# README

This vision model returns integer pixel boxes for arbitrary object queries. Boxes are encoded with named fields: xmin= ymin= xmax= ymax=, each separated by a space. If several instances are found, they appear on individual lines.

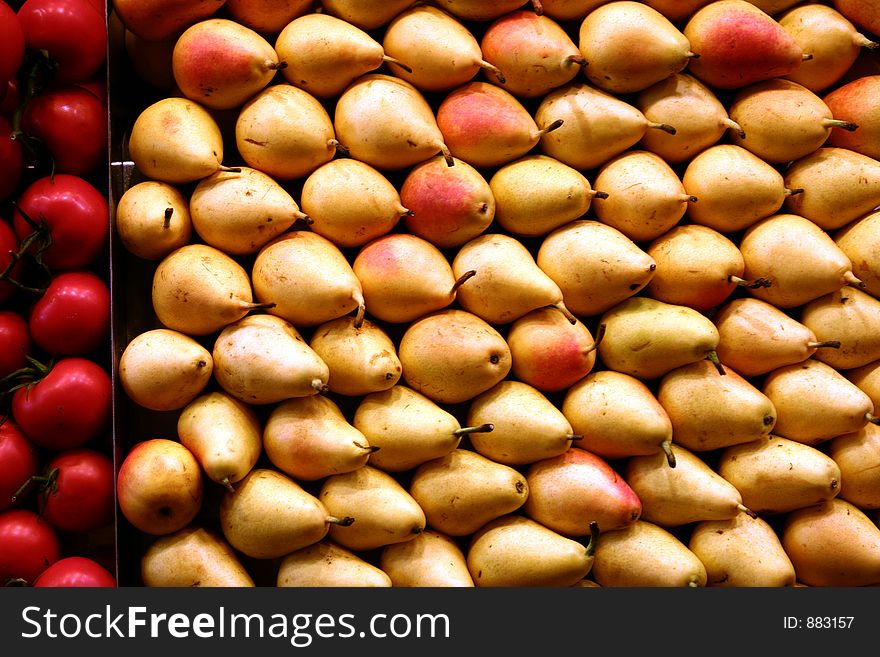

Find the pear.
xmin=835 ymin=210 xmax=880 ymax=297
xmin=524 ymin=447 xmax=642 ymax=536
xmin=211 ymin=313 xmax=330 ymax=405
xmin=141 ymin=526 xmax=255 ymax=588
xmin=781 ymin=498 xmax=880 ymax=586
xmin=845 ymin=359 xmax=880 ymax=409
xmin=713 ymin=296 xmax=841 ymax=377
xmin=590 ymin=520 xmax=707 ymax=587
xmin=263 ymin=395 xmax=374 ymax=482
xmin=408 ymin=448 xmax=529 ymax=537
xmin=319 ymin=465 xmax=426 ymax=552
xmin=399 ymin=155 xmax=495 ymax=249
xmin=119 ymin=328 xmax=213 ymax=412
xmin=738 ymin=213 xmax=862 ymax=308
xmin=151 ymin=243 xmax=271 ymax=337
xmin=635 ymin=73 xmax=745 ymax=165
xmin=171 ymin=18 xmax=285 ymax=110
xmin=219 ymin=468 xmax=352 ymax=560
xmin=657 ymin=360 xmax=777 ymax=453
xmin=188 ymin=166 xmax=308 ymax=256
xmin=397 ymin=309 xmax=512 ymax=405
xmin=727 ymin=78 xmax=859 ymax=164
xmin=642 ymin=0 xmax=713 ymax=22
xmin=433 ymin=0 xmax=534 ymax=22
xmin=223 ymin=0 xmax=313 ymax=35
xmin=747 ymin=0 xmax=802 ymax=12
xmin=300 ymin=159 xmax=409 ymax=249
xmin=275 ymin=13 xmax=409 ymax=99
xmin=683 ymin=0 xmax=808 ymax=90
xmin=436 ymin=80 xmax=562 ymax=170
xmin=235 ymin=83 xmax=337 ymax=181
xmin=251 ymin=230 xmax=366 ymax=328
xmin=783 ymin=147 xmax=880 ymax=231
xmin=452 ymin=233 xmax=577 ymax=326
xmin=507 ymin=306 xmax=598 ymax=393
xmin=277 ymin=540 xmax=391 ymax=587
xmin=800 ymin=287 xmax=880 ymax=370
xmin=467 ymin=380 xmax=578 ymax=467
xmin=334 ymin=73 xmax=452 ymax=172
xmin=112 ymin=0 xmax=226 ymax=41
xmin=382 ymin=5 xmax=504 ymax=93
xmin=319 ymin=0 xmax=417 ymax=30
xmin=762 ymin=359 xmax=878 ymax=445
xmin=624 ymin=444 xmax=755 ymax=527
xmin=535 ymin=82 xmax=676 ymax=171
xmin=779 ymin=3 xmax=879 ymax=93
xmin=578 ymin=1 xmax=696 ymax=94
xmin=490 ymin=155 xmax=606 ymax=238
xmin=597 ymin=296 xmax=721 ymax=381
xmin=541 ymin=0 xmax=610 ymax=20
xmin=380 ymin=530 xmax=475 ymax=587
xmin=176 ymin=391 xmax=263 ymax=491
xmin=536 ymin=220 xmax=657 ymax=318
xmin=352 ymin=385 xmax=492 ymax=473
xmin=591 ymin=150 xmax=697 ymax=243
xmin=681 ymin=144 xmax=799 ymax=233
xmin=828 ymin=423 xmax=880 ymax=509
xmin=824 ymin=76 xmax=880 ymax=160
xmin=128 ymin=96 xmax=231 ymax=185
xmin=717 ymin=435 xmax=842 ymax=515
xmin=466 ymin=515 xmax=599 ymax=587
xmin=688 ymin=514 xmax=797 ymax=587
xmin=114 ymin=180 xmax=192 ymax=261
xmin=562 ymin=370 xmax=675 ymax=464
xmin=833 ymin=0 xmax=880 ymax=36
xmin=123 ymin=29 xmax=177 ymax=91
xmin=309 ymin=316 xmax=402 ymax=397
xmin=480 ymin=10 xmax=585 ymax=98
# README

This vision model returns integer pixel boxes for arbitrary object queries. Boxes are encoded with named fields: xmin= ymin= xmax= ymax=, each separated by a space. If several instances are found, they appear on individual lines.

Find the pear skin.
xmin=277 ymin=541 xmax=392 ymax=587
xmin=408 ymin=448 xmax=529 ymax=537
xmin=824 ymin=75 xmax=880 ymax=160
xmin=262 ymin=395 xmax=374 ymax=482
xmin=846 ymin=358 xmax=880 ymax=409
xmin=433 ymin=0 xmax=531 ymax=22
xmin=717 ymin=435 xmax=842 ymax=514
xmin=141 ymin=526 xmax=255 ymax=588
xmin=380 ymin=530 xmax=475 ymax=587
xmin=835 ymin=210 xmax=880 ymax=297
xmin=828 ymin=423 xmax=880 ymax=509
xmin=114 ymin=180 xmax=193 ymax=261
xmin=800 ymin=287 xmax=880 ymax=371
xmin=224 ymin=0 xmax=313 ymax=35
xmin=832 ymin=0 xmax=880 ymax=39
xmin=688 ymin=514 xmax=797 ymax=587
xmin=113 ymin=0 xmax=226 ymax=41
xmin=319 ymin=0 xmax=417 ymax=30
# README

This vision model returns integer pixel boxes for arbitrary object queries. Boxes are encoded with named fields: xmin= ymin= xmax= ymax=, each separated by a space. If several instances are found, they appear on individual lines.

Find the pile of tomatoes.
xmin=0 ymin=0 xmax=116 ymax=587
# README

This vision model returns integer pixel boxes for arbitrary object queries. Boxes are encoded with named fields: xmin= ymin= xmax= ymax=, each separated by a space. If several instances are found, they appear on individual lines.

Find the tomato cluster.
xmin=0 ymin=0 xmax=115 ymax=588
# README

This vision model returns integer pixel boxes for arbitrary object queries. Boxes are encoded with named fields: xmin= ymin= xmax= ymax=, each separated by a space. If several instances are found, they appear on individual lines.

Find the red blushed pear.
xmin=113 ymin=0 xmax=227 ymax=42
xmin=824 ymin=76 xmax=880 ymax=160
xmin=832 ymin=0 xmax=880 ymax=38
xmin=524 ymin=447 xmax=642 ymax=537
xmin=223 ymin=0 xmax=313 ymax=35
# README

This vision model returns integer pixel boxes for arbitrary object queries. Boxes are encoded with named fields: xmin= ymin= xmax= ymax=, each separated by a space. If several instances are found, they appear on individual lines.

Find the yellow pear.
xmin=781 ymin=498 xmax=880 ymax=586
xmin=277 ymin=541 xmax=392 ymax=587
xmin=541 ymin=0 xmax=611 ymax=21
xmin=625 ymin=444 xmax=755 ymax=527
xmin=688 ymin=514 xmax=797 ymax=587
xmin=536 ymin=220 xmax=657 ymax=317
xmin=319 ymin=465 xmax=426 ymax=552
xmin=211 ymin=313 xmax=330 ymax=405
xmin=433 ymin=0 xmax=534 ymax=22
xmin=319 ymin=0 xmax=417 ymax=30
xmin=114 ymin=180 xmax=192 ymax=261
xmin=380 ymin=530 xmax=475 ymax=587
xmin=263 ymin=394 xmax=375 ymax=482
xmin=466 ymin=515 xmax=599 ymax=587
xmin=251 ymin=230 xmax=366 ymax=329
xmin=717 ymin=435 xmax=842 ymax=514
xmin=118 ymin=328 xmax=213 ymax=412
xmin=561 ymin=370 xmax=675 ymax=464
xmin=300 ymin=159 xmax=410 ymax=249
xmin=189 ymin=166 xmax=308 ymax=256
xmin=801 ymin=287 xmax=880 ymax=371
xmin=141 ymin=526 xmax=255 ymax=588
xmin=467 ymin=380 xmax=578 ymax=467
xmin=835 ymin=210 xmax=880 ymax=297
xmin=828 ymin=423 xmax=880 ymax=509
xmin=846 ymin=359 xmax=880 ymax=408
xmin=151 ymin=243 xmax=272 ymax=337
xmin=176 ymin=391 xmax=263 ymax=491
xmin=219 ymin=468 xmax=353 ymax=560
xmin=223 ymin=0 xmax=313 ymax=35
xmin=641 ymin=0 xmax=714 ymax=22
xmin=590 ymin=520 xmax=707 ymax=587
xmin=408 ymin=448 xmax=529 ymax=537
xmin=397 ymin=309 xmax=512 ymax=405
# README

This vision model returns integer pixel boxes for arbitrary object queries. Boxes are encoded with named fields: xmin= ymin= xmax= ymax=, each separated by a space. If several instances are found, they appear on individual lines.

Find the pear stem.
xmin=681 ymin=194 xmax=699 ymax=203
xmin=802 ymin=53 xmax=814 ymax=61
xmin=554 ymin=301 xmax=578 ymax=325
xmin=479 ymin=60 xmax=506 ymax=84
xmin=592 ymin=322 xmax=607 ymax=350
xmin=808 ymin=340 xmax=841 ymax=350
xmin=592 ymin=189 xmax=609 ymax=200
xmin=661 ymin=440 xmax=676 ymax=468
xmin=327 ymin=516 xmax=356 ymax=527
xmin=857 ymin=35 xmax=879 ymax=49
xmin=218 ymin=166 xmax=242 ymax=173
xmin=648 ymin=122 xmax=677 ymax=135
xmin=248 ymin=301 xmax=277 ymax=311
xmin=453 ymin=423 xmax=494 ymax=436
xmin=784 ymin=187 xmax=805 ymax=197
xmin=221 ymin=477 xmax=235 ymax=494
xmin=536 ymin=118 xmax=564 ymax=138
xmin=584 ymin=520 xmax=600 ymax=558
xmin=823 ymin=118 xmax=859 ymax=132
xmin=865 ymin=412 xmax=880 ymax=426
xmin=730 ymin=275 xmax=772 ymax=289
xmin=723 ymin=118 xmax=746 ymax=140
xmin=163 ymin=207 xmax=173 ymax=229
xmin=329 ymin=138 xmax=350 ymax=156
xmin=566 ymin=434 xmax=583 ymax=442
xmin=686 ymin=51 xmax=700 ymax=60
xmin=312 ymin=379 xmax=330 ymax=395
xmin=738 ymin=503 xmax=758 ymax=519
xmin=531 ymin=0 xmax=544 ymax=14
xmin=566 ymin=54 xmax=588 ymax=70
xmin=352 ymin=298 xmax=366 ymax=329
xmin=844 ymin=271 xmax=866 ymax=289
xmin=450 ymin=269 xmax=476 ymax=295
xmin=382 ymin=55 xmax=412 ymax=74
xmin=706 ymin=350 xmax=726 ymax=376
xmin=438 ymin=142 xmax=455 ymax=167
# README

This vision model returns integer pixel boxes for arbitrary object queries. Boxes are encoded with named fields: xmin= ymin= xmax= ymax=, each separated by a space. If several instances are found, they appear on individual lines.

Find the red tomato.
xmin=12 ymin=174 xmax=109 ymax=271
xmin=20 ymin=83 xmax=107 ymax=176
xmin=33 ymin=556 xmax=116 ymax=587
xmin=28 ymin=270 xmax=110 ymax=356
xmin=0 ymin=1 xmax=25 ymax=86
xmin=0 ymin=114 xmax=24 ymax=201
xmin=0 ymin=508 xmax=62 ymax=585
xmin=0 ymin=309 xmax=31 ymax=378
xmin=16 ymin=0 xmax=107 ymax=84
xmin=0 ymin=419 xmax=39 ymax=512
xmin=10 ymin=356 xmax=112 ymax=451
xmin=0 ymin=217 xmax=25 ymax=304
xmin=37 ymin=447 xmax=114 ymax=533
